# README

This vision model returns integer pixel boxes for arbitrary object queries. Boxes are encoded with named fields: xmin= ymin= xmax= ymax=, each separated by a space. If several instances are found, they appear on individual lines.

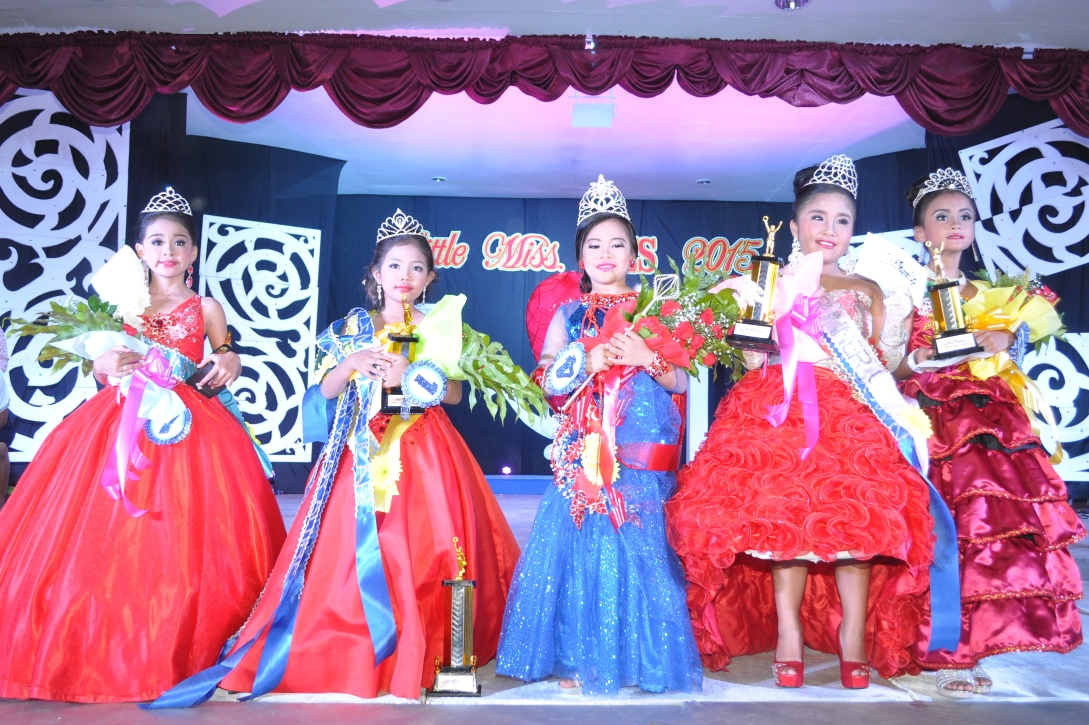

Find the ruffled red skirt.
xmin=0 ymin=386 xmax=286 ymax=703
xmin=901 ymin=368 xmax=1084 ymax=667
xmin=220 ymin=407 xmax=520 ymax=700
xmin=667 ymin=366 xmax=935 ymax=678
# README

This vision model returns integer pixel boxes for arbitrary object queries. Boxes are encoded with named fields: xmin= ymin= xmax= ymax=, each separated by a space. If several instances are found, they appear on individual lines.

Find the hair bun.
xmin=793 ymin=166 xmax=818 ymax=197
xmin=906 ymin=175 xmax=929 ymax=207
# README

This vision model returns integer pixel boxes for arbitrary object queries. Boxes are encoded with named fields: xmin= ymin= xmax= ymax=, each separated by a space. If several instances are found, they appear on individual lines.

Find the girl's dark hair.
xmin=906 ymin=176 xmax=979 ymax=228
xmin=791 ymin=165 xmax=856 ymax=221
xmin=135 ymin=211 xmax=197 ymax=246
xmin=364 ymin=233 xmax=439 ymax=309
xmin=574 ymin=213 xmax=638 ymax=293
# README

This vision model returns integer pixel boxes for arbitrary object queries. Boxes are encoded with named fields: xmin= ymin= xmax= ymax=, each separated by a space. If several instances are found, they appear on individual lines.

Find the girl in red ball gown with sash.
xmin=667 ymin=155 xmax=963 ymax=689
xmin=0 ymin=188 xmax=286 ymax=703
xmin=151 ymin=210 xmax=523 ymax=706
xmin=894 ymin=170 xmax=1084 ymax=697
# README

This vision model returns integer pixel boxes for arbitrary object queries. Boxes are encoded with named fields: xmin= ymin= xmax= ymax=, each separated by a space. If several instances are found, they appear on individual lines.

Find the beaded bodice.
xmin=135 ymin=295 xmax=205 ymax=363
xmin=823 ymin=287 xmax=873 ymax=340
xmin=564 ymin=292 xmax=639 ymax=341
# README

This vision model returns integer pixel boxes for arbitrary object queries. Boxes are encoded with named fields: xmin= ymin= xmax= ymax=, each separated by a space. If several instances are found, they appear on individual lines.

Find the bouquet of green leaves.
xmin=9 ymin=295 xmax=124 ymax=376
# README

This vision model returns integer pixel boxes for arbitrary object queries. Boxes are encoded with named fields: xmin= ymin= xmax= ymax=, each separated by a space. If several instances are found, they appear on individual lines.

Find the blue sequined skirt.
xmin=496 ymin=463 xmax=703 ymax=695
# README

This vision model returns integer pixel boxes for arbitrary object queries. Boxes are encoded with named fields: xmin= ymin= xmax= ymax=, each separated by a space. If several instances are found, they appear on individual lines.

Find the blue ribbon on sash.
xmin=818 ymin=314 xmax=961 ymax=653
xmin=145 ymin=311 xmax=397 ymax=708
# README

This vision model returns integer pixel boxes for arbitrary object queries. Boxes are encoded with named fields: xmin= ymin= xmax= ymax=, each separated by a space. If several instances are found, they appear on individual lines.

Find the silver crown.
xmin=376 ymin=209 xmax=428 ymax=243
xmin=804 ymin=154 xmax=858 ymax=199
xmin=142 ymin=186 xmax=192 ymax=215
xmin=913 ymin=167 xmax=975 ymax=208
xmin=577 ymin=174 xmax=630 ymax=226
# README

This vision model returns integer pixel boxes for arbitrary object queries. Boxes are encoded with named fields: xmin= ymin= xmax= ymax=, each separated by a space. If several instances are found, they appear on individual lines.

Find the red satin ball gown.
xmin=220 ymin=406 xmax=520 ymax=700
xmin=900 ymin=311 xmax=1084 ymax=668
xmin=666 ymin=288 xmax=936 ymax=679
xmin=0 ymin=295 xmax=286 ymax=703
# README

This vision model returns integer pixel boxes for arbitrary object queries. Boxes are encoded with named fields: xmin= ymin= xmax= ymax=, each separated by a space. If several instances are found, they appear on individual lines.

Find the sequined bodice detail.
xmin=823 ymin=287 xmax=873 ymax=340
xmin=140 ymin=295 xmax=205 ymax=362
xmin=565 ymin=292 xmax=638 ymax=340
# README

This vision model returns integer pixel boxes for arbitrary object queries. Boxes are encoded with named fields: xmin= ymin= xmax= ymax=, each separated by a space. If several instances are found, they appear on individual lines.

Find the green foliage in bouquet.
xmin=9 ymin=295 xmax=123 ymax=376
xmin=459 ymin=324 xmax=550 ymax=426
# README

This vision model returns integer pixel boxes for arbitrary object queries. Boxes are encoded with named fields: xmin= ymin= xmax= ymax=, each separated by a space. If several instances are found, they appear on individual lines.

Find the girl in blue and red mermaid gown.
xmin=894 ymin=170 xmax=1083 ymax=696
xmin=667 ymin=156 xmax=945 ymax=688
xmin=206 ymin=210 xmax=520 ymax=701
xmin=0 ymin=188 xmax=286 ymax=703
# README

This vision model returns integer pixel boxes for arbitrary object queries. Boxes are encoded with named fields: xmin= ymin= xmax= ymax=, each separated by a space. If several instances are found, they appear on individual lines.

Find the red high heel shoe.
xmin=773 ymin=660 xmax=804 ymax=688
xmin=836 ymin=625 xmax=871 ymax=689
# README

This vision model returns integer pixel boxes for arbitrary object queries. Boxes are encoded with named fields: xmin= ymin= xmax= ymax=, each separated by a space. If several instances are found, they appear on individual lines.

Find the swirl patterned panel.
xmin=959 ymin=119 xmax=1089 ymax=276
xmin=199 ymin=215 xmax=321 ymax=462
xmin=1022 ymin=334 xmax=1089 ymax=482
xmin=0 ymin=92 xmax=129 ymax=462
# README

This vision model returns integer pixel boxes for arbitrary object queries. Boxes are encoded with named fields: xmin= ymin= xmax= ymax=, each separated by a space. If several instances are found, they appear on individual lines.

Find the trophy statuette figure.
xmin=380 ymin=294 xmax=425 ymax=418
xmin=426 ymin=537 xmax=481 ymax=698
xmin=725 ymin=216 xmax=781 ymax=352
xmin=925 ymin=240 xmax=984 ymax=360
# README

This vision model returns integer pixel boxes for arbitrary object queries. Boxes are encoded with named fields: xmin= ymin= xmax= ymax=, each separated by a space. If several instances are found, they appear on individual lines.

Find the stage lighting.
xmin=501 ymin=466 xmax=512 ymax=475
xmin=775 ymin=0 xmax=809 ymax=9
xmin=585 ymin=34 xmax=595 ymax=52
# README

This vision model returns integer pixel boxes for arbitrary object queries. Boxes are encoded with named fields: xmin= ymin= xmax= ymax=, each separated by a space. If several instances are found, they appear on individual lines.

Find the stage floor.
xmin=1 ymin=494 xmax=1086 ymax=725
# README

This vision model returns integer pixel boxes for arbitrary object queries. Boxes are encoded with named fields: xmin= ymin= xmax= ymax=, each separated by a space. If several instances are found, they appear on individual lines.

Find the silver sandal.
xmin=970 ymin=663 xmax=992 ymax=694
xmin=934 ymin=669 xmax=974 ymax=699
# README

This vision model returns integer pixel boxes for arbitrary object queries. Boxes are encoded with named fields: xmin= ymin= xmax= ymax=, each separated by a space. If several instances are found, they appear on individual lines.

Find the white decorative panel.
xmin=1023 ymin=334 xmax=1089 ymax=482
xmin=958 ymin=119 xmax=1089 ymax=276
xmin=849 ymin=229 xmax=923 ymax=258
xmin=199 ymin=215 xmax=320 ymax=462
xmin=0 ymin=92 xmax=129 ymax=462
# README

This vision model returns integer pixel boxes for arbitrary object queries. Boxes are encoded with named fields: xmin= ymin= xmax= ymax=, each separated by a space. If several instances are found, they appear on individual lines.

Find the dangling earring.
xmin=186 ymin=264 xmax=194 ymax=289
xmin=377 ymin=285 xmax=384 ymax=309
xmin=971 ymin=241 xmax=980 ymax=262
xmin=788 ymin=237 xmax=804 ymax=267
xmin=629 ymin=259 xmax=636 ymax=271
xmin=141 ymin=259 xmax=150 ymax=288
xmin=579 ymin=260 xmax=585 ymax=271
xmin=422 ymin=286 xmax=427 ymax=305
xmin=838 ymin=253 xmax=857 ymax=275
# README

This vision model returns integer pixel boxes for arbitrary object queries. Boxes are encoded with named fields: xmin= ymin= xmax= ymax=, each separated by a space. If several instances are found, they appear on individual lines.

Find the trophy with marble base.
xmin=726 ymin=216 xmax=781 ymax=353
xmin=926 ymin=240 xmax=984 ymax=360
xmin=426 ymin=538 xmax=481 ymax=698
xmin=380 ymin=294 xmax=425 ymax=417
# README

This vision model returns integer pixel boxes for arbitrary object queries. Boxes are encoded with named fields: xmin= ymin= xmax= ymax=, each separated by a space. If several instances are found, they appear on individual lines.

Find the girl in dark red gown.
xmin=894 ymin=170 xmax=1084 ymax=697
xmin=667 ymin=156 xmax=950 ymax=689
xmin=0 ymin=189 xmax=286 ymax=703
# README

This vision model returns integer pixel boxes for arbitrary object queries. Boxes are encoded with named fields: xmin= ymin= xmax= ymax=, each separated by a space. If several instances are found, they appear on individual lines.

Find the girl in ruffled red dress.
xmin=894 ymin=170 xmax=1084 ymax=697
xmin=667 ymin=155 xmax=949 ymax=689
xmin=0 ymin=188 xmax=286 ymax=703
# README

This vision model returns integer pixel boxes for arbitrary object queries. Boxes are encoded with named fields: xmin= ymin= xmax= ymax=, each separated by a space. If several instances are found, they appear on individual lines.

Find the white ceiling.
xmin=1 ymin=0 xmax=1087 ymax=50
xmin=184 ymin=81 xmax=925 ymax=201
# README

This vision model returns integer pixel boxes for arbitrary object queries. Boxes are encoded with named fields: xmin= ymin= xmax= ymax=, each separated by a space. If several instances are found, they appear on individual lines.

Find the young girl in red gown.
xmin=0 ymin=188 xmax=286 ymax=703
xmin=667 ymin=156 xmax=951 ymax=689
xmin=894 ymin=170 xmax=1084 ymax=697
xmin=171 ymin=210 xmax=520 ymax=702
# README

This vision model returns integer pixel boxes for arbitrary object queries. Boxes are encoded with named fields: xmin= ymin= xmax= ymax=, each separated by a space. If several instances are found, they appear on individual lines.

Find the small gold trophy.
xmin=427 ymin=538 xmax=480 ymax=698
xmin=726 ymin=216 xmax=781 ymax=352
xmin=925 ymin=240 xmax=984 ymax=360
xmin=380 ymin=294 xmax=424 ymax=416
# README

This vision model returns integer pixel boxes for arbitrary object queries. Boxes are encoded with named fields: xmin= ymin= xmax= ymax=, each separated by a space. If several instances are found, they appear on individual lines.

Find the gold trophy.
xmin=726 ymin=216 xmax=781 ymax=352
xmin=925 ymin=240 xmax=984 ymax=360
xmin=426 ymin=538 xmax=480 ymax=698
xmin=380 ymin=294 xmax=424 ymax=416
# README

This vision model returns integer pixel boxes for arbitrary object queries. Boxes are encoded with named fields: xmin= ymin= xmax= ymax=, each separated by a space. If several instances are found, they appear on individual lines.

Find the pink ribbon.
xmin=765 ymin=253 xmax=828 ymax=460
xmin=100 ymin=348 xmax=176 ymax=517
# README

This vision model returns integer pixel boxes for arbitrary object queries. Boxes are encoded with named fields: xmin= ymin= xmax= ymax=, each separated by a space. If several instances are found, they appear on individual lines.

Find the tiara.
xmin=377 ymin=209 xmax=428 ymax=243
xmin=577 ymin=174 xmax=630 ymax=226
xmin=803 ymin=154 xmax=858 ymax=199
xmin=913 ymin=168 xmax=975 ymax=208
xmin=142 ymin=187 xmax=192 ymax=215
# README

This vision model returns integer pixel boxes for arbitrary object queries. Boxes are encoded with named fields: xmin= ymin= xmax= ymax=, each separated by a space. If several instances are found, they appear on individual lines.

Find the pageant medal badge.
xmin=545 ymin=342 xmax=588 ymax=396
xmin=726 ymin=216 xmax=781 ymax=352
xmin=925 ymin=240 xmax=984 ymax=360
xmin=399 ymin=360 xmax=447 ymax=420
xmin=380 ymin=294 xmax=424 ymax=416
xmin=426 ymin=537 xmax=481 ymax=698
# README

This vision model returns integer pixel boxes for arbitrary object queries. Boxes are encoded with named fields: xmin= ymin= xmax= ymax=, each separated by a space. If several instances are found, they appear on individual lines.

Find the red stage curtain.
xmin=0 ymin=32 xmax=1087 ymax=136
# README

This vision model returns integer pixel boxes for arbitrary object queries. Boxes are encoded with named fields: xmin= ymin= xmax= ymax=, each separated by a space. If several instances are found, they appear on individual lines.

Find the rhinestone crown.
xmin=913 ymin=167 xmax=975 ymax=208
xmin=577 ymin=174 xmax=630 ymax=226
xmin=804 ymin=154 xmax=858 ymax=199
xmin=377 ymin=208 xmax=428 ymax=243
xmin=142 ymin=186 xmax=192 ymax=216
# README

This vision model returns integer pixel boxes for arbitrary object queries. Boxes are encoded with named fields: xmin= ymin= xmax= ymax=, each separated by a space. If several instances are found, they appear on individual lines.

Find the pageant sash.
xmin=146 ymin=311 xmax=397 ymax=708
xmin=815 ymin=294 xmax=962 ymax=653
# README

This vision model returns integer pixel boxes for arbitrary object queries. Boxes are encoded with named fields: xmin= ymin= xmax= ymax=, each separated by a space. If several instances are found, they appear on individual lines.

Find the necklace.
xmin=579 ymin=291 xmax=637 ymax=337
